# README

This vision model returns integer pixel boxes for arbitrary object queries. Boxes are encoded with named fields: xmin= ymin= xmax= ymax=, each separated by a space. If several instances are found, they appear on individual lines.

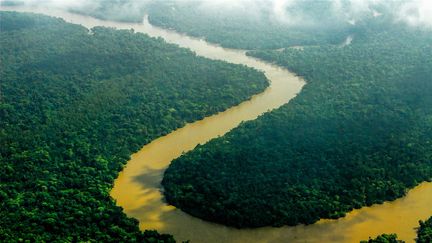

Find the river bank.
xmin=2 ymin=5 xmax=431 ymax=242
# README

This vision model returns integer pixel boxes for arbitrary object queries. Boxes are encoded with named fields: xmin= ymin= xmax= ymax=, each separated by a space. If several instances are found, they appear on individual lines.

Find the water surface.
xmin=2 ymin=6 xmax=431 ymax=243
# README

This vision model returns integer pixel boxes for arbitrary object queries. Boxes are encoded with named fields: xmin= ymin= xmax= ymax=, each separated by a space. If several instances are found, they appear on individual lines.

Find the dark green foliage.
xmin=417 ymin=217 xmax=432 ymax=243
xmin=364 ymin=217 xmax=432 ymax=243
xmin=0 ymin=11 xmax=267 ymax=241
xmin=360 ymin=234 xmax=404 ymax=243
xmin=2 ymin=1 xmax=406 ymax=50
xmin=162 ymin=26 xmax=432 ymax=227
xmin=146 ymin=1 xmax=352 ymax=49
xmin=145 ymin=1 xmax=406 ymax=49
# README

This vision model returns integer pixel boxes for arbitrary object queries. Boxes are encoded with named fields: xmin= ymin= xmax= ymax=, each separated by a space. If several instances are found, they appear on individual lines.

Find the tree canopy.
xmin=360 ymin=234 xmax=404 ymax=243
xmin=417 ymin=216 xmax=432 ymax=243
xmin=162 ymin=23 xmax=432 ymax=228
xmin=0 ymin=11 xmax=267 ymax=242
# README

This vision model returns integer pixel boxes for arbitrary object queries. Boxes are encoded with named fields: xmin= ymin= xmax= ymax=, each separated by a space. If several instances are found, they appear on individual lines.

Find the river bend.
xmin=2 ymin=6 xmax=432 ymax=243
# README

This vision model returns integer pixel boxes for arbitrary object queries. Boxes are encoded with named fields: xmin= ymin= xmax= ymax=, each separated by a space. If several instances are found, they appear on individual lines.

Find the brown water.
xmin=3 ymin=6 xmax=432 ymax=243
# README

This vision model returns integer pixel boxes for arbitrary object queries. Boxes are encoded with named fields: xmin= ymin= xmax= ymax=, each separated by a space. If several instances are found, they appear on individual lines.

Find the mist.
xmin=1 ymin=0 xmax=432 ymax=28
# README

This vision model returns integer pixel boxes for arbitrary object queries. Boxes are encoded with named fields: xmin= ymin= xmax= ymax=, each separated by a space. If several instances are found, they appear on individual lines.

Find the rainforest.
xmin=1 ymin=0 xmax=432 ymax=242
xmin=0 ymin=11 xmax=266 ymax=241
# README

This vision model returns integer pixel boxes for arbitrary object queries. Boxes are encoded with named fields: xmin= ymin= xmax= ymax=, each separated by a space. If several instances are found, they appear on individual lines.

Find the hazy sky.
xmin=1 ymin=0 xmax=431 ymax=28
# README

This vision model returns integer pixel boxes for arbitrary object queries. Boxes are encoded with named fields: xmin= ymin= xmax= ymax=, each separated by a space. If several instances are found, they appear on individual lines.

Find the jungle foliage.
xmin=417 ymin=216 xmax=432 ymax=243
xmin=0 ymin=11 xmax=267 ymax=241
xmin=362 ymin=216 xmax=432 ymax=243
xmin=147 ymin=1 xmax=353 ymax=49
xmin=162 ymin=25 xmax=432 ymax=227
xmin=361 ymin=234 xmax=404 ymax=243
xmin=7 ymin=0 xmax=400 ymax=49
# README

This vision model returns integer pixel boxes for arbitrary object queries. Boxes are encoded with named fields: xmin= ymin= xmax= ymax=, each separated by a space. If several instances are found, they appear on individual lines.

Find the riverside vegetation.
xmin=417 ymin=216 xmax=432 ymax=243
xmin=361 ymin=216 xmax=432 ymax=242
xmin=0 ymin=11 xmax=267 ymax=242
xmin=2 ymin=1 xmax=432 ymax=242
xmin=12 ymin=0 xmax=393 ymax=49
xmin=162 ymin=23 xmax=432 ymax=228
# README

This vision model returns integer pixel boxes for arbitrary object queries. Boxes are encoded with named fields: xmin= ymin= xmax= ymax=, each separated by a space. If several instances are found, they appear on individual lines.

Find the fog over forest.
xmin=3 ymin=0 xmax=432 ymax=28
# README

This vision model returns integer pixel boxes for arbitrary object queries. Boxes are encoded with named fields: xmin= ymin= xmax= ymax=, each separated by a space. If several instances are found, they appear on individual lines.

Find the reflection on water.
xmin=2 ymin=6 xmax=432 ymax=243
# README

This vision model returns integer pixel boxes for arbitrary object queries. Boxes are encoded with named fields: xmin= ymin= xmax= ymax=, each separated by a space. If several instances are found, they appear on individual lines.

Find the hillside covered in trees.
xmin=0 ymin=11 xmax=267 ymax=241
xmin=162 ymin=25 xmax=432 ymax=228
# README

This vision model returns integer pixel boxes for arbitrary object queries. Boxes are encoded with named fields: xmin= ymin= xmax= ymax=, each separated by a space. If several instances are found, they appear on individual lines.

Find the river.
xmin=2 ymin=5 xmax=432 ymax=243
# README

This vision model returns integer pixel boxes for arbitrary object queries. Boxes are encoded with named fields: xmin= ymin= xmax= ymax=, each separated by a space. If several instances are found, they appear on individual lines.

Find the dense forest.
xmin=72 ymin=0 xmax=385 ymax=49
xmin=68 ymin=0 xmax=403 ymax=49
xmin=162 ymin=24 xmax=432 ymax=228
xmin=417 ymin=216 xmax=432 ymax=243
xmin=146 ymin=1 xmax=354 ymax=49
xmin=361 ymin=216 xmax=432 ymax=243
xmin=0 ymin=11 xmax=267 ymax=242
xmin=3 ymin=0 xmax=402 ymax=49
xmin=2 ymin=1 xmax=432 ymax=242
xmin=361 ymin=234 xmax=404 ymax=243
xmin=70 ymin=0 xmax=410 ymax=49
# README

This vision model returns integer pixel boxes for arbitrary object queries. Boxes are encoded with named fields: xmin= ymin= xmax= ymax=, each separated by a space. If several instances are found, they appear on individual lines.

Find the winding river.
xmin=3 ymin=5 xmax=432 ymax=243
